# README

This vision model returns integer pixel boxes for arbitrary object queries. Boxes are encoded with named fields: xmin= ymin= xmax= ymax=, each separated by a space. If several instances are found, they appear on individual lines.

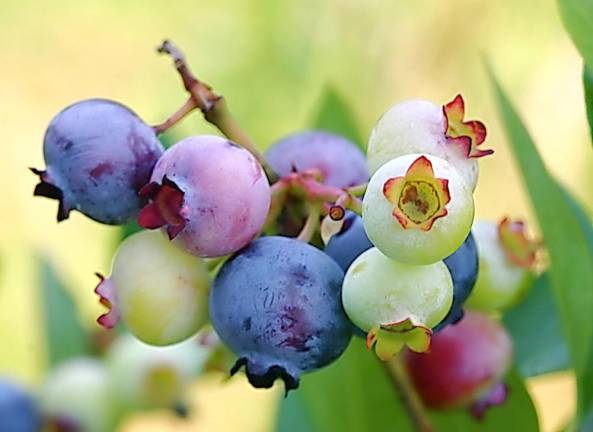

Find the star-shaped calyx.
xmin=443 ymin=94 xmax=493 ymax=158
xmin=366 ymin=318 xmax=432 ymax=361
xmin=498 ymin=217 xmax=540 ymax=268
xmin=138 ymin=176 xmax=187 ymax=239
xmin=383 ymin=156 xmax=451 ymax=231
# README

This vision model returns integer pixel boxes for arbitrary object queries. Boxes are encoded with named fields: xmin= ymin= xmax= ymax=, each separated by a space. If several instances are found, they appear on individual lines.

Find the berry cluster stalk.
xmin=153 ymin=40 xmax=276 ymax=180
xmin=384 ymin=357 xmax=434 ymax=432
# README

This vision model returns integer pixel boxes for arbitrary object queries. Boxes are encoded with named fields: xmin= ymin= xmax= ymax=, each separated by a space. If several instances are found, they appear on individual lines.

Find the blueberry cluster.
xmin=31 ymin=51 xmax=541 ymax=419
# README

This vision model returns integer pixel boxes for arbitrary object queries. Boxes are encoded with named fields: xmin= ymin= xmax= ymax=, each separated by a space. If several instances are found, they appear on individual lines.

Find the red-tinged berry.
xmin=138 ymin=135 xmax=271 ymax=257
xmin=404 ymin=311 xmax=512 ymax=418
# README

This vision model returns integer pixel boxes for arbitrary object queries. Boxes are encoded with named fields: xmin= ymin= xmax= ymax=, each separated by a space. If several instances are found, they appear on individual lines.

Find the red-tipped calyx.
xmin=94 ymin=273 xmax=120 ymax=329
xmin=366 ymin=317 xmax=432 ymax=361
xmin=443 ymin=94 xmax=493 ymax=159
xmin=498 ymin=217 xmax=540 ymax=268
xmin=138 ymin=176 xmax=186 ymax=239
xmin=469 ymin=382 xmax=509 ymax=420
xmin=30 ymin=168 xmax=71 ymax=222
xmin=383 ymin=156 xmax=451 ymax=231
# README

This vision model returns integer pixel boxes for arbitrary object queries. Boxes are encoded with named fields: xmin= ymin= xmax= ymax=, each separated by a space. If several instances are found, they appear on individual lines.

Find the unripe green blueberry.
xmin=106 ymin=334 xmax=209 ymax=412
xmin=363 ymin=154 xmax=474 ymax=265
xmin=95 ymin=230 xmax=210 ymax=346
xmin=367 ymin=95 xmax=492 ymax=191
xmin=466 ymin=218 xmax=538 ymax=311
xmin=342 ymin=247 xmax=453 ymax=360
xmin=40 ymin=358 xmax=116 ymax=432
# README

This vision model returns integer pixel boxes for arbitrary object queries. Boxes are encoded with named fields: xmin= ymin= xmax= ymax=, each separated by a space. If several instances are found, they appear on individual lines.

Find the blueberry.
xmin=32 ymin=99 xmax=164 ymax=224
xmin=0 ymin=378 xmax=41 ymax=432
xmin=324 ymin=212 xmax=373 ymax=271
xmin=209 ymin=236 xmax=353 ymax=392
xmin=434 ymin=232 xmax=479 ymax=332
xmin=266 ymin=130 xmax=368 ymax=188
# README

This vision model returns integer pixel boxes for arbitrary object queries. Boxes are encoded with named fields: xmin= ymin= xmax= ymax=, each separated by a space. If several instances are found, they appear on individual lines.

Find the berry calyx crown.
xmin=138 ymin=176 xmax=186 ymax=239
xmin=443 ymin=94 xmax=493 ymax=159
xmin=366 ymin=317 xmax=432 ymax=361
xmin=498 ymin=217 xmax=540 ymax=268
xmin=383 ymin=156 xmax=451 ymax=231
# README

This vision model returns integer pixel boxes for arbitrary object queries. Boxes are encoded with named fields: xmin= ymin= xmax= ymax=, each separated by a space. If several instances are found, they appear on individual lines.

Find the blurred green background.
xmin=0 ymin=0 xmax=590 ymax=430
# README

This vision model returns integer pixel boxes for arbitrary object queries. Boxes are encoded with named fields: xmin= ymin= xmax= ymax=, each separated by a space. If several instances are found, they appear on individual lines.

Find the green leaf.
xmin=558 ymin=0 xmax=593 ymax=67
xmin=487 ymin=67 xmax=593 ymax=420
xmin=504 ymin=274 xmax=570 ymax=377
xmin=430 ymin=370 xmax=539 ymax=431
xmin=311 ymin=86 xmax=365 ymax=149
xmin=39 ymin=256 xmax=90 ymax=366
xmin=275 ymin=339 xmax=410 ymax=432
xmin=584 ymin=65 xmax=593 ymax=145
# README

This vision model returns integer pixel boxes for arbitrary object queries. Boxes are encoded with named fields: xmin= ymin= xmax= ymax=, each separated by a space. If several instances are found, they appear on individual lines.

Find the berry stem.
xmin=156 ymin=40 xmax=277 ymax=180
xmin=153 ymin=97 xmax=197 ymax=134
xmin=383 ymin=357 xmax=433 ymax=432
xmin=297 ymin=202 xmax=321 ymax=243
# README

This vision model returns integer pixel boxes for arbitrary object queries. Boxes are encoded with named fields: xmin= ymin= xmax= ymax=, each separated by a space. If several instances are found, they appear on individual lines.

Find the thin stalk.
xmin=383 ymin=357 xmax=434 ymax=432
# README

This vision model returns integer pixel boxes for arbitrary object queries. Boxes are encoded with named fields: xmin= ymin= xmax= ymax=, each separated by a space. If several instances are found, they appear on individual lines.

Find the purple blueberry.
xmin=209 ymin=236 xmax=353 ymax=392
xmin=0 ymin=378 xmax=41 ymax=432
xmin=265 ymin=130 xmax=368 ymax=188
xmin=435 ymin=231 xmax=479 ymax=331
xmin=138 ymin=135 xmax=271 ymax=257
xmin=32 ymin=99 xmax=164 ymax=224
xmin=324 ymin=212 xmax=373 ymax=271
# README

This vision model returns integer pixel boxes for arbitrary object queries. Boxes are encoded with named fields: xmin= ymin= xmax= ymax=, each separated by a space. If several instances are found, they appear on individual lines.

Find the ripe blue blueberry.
xmin=209 ymin=236 xmax=353 ymax=392
xmin=434 ymin=231 xmax=479 ymax=331
xmin=32 ymin=99 xmax=164 ymax=224
xmin=0 ymin=378 xmax=41 ymax=432
xmin=324 ymin=212 xmax=373 ymax=271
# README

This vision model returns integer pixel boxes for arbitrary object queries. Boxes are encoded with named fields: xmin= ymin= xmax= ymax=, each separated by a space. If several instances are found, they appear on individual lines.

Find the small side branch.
xmin=155 ymin=40 xmax=275 ymax=179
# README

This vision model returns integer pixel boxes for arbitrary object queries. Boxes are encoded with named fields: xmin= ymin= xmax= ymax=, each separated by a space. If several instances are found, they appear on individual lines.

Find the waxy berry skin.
xmin=435 ymin=232 xmax=479 ymax=331
xmin=107 ymin=334 xmax=210 ymax=411
xmin=466 ymin=220 xmax=536 ymax=312
xmin=209 ymin=236 xmax=352 ymax=392
xmin=0 ymin=379 xmax=41 ymax=432
xmin=342 ymin=247 xmax=453 ymax=360
xmin=40 ymin=358 xmax=116 ymax=432
xmin=404 ymin=311 xmax=512 ymax=416
xmin=32 ymin=99 xmax=163 ymax=224
xmin=363 ymin=153 xmax=474 ymax=265
xmin=367 ymin=96 xmax=492 ymax=191
xmin=266 ymin=130 xmax=368 ymax=187
xmin=138 ymin=135 xmax=271 ymax=258
xmin=95 ymin=230 xmax=210 ymax=346
xmin=324 ymin=212 xmax=373 ymax=271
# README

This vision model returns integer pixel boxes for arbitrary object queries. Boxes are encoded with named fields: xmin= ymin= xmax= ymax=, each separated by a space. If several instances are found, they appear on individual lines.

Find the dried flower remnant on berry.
xmin=366 ymin=318 xmax=433 ymax=361
xmin=443 ymin=94 xmax=493 ymax=159
xmin=383 ymin=156 xmax=451 ymax=231
xmin=498 ymin=217 xmax=541 ymax=268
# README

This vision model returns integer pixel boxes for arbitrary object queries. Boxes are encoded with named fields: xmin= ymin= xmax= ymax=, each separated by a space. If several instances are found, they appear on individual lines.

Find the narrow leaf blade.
xmin=504 ymin=274 xmax=570 ymax=377
xmin=584 ymin=65 xmax=593 ymax=145
xmin=558 ymin=0 xmax=593 ymax=67
xmin=39 ymin=256 xmax=90 ymax=366
xmin=487 ymin=67 xmax=593 ymax=419
xmin=311 ymin=86 xmax=365 ymax=148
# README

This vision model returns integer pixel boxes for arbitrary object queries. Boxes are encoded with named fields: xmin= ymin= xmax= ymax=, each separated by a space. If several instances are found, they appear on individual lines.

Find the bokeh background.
xmin=1 ymin=0 xmax=590 ymax=430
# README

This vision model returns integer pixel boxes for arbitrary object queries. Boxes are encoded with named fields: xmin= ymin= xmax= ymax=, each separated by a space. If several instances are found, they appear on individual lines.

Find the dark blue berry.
xmin=434 ymin=232 xmax=479 ymax=332
xmin=0 ymin=378 xmax=41 ymax=432
xmin=32 ymin=99 xmax=164 ymax=224
xmin=210 ymin=236 xmax=353 ymax=392
xmin=324 ymin=212 xmax=373 ymax=271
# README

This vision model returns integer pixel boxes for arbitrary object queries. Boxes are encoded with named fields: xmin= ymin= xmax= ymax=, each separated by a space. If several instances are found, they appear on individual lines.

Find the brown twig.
xmin=383 ymin=357 xmax=434 ymax=432
xmin=155 ymin=39 xmax=276 ymax=179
